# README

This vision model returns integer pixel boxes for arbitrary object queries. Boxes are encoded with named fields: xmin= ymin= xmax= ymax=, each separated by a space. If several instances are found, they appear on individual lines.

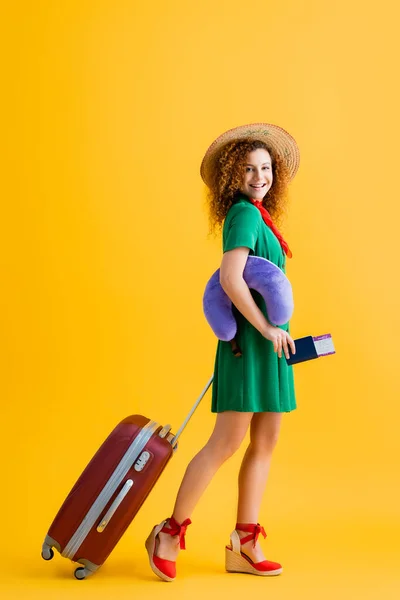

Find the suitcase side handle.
xmin=96 ymin=479 xmax=134 ymax=533
xmin=170 ymin=375 xmax=214 ymax=448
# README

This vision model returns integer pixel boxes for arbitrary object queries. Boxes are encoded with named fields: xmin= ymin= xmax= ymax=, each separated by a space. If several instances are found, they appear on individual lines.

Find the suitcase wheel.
xmin=41 ymin=546 xmax=54 ymax=561
xmin=74 ymin=567 xmax=92 ymax=580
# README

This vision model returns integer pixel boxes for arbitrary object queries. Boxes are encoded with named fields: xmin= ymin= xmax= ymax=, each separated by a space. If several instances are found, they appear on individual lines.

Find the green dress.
xmin=211 ymin=194 xmax=296 ymax=413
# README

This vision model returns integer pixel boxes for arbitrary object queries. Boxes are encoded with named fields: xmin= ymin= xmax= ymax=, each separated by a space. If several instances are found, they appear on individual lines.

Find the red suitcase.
xmin=41 ymin=377 xmax=213 ymax=579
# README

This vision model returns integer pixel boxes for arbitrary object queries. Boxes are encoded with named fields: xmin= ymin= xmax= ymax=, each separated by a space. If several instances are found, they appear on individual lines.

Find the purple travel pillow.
xmin=203 ymin=256 xmax=294 ymax=341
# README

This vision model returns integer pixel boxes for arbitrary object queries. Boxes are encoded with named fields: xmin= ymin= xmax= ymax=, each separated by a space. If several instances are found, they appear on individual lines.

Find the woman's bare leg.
xmin=156 ymin=411 xmax=253 ymax=561
xmin=235 ymin=412 xmax=282 ymax=563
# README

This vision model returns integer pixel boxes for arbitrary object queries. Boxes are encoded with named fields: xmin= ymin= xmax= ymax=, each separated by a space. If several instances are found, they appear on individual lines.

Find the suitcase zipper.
xmin=62 ymin=420 xmax=159 ymax=560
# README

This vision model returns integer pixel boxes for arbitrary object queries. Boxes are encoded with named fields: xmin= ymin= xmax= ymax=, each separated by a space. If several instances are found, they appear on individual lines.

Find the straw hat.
xmin=200 ymin=122 xmax=300 ymax=187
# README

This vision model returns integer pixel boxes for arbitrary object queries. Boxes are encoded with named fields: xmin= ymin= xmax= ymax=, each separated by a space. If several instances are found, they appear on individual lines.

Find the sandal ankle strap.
xmin=161 ymin=516 xmax=192 ymax=549
xmin=235 ymin=522 xmax=266 ymax=547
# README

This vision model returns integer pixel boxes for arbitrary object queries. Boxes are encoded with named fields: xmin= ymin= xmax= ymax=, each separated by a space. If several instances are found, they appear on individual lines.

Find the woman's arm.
xmin=220 ymin=247 xmax=296 ymax=358
xmin=220 ymin=247 xmax=270 ymax=337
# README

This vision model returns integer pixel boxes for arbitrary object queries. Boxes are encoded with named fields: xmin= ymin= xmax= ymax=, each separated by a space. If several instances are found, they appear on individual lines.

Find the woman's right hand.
xmin=262 ymin=323 xmax=296 ymax=359
xmin=220 ymin=248 xmax=296 ymax=359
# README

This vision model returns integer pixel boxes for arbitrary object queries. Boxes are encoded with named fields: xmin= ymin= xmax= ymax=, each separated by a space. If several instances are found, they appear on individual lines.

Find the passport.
xmin=286 ymin=334 xmax=335 ymax=365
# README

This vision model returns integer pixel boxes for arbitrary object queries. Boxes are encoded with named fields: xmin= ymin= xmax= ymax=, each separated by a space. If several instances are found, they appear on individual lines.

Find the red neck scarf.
xmin=250 ymin=199 xmax=293 ymax=259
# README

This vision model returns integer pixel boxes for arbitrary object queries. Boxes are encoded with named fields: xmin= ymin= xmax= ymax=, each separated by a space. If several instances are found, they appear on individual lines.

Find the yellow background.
xmin=1 ymin=1 xmax=399 ymax=598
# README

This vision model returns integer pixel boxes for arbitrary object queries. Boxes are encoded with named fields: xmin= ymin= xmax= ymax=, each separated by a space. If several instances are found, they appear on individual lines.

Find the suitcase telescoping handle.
xmin=170 ymin=375 xmax=214 ymax=447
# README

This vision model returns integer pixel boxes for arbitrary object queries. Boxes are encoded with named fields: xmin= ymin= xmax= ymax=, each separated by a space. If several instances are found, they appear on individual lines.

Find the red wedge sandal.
xmin=225 ymin=522 xmax=283 ymax=576
xmin=145 ymin=516 xmax=191 ymax=582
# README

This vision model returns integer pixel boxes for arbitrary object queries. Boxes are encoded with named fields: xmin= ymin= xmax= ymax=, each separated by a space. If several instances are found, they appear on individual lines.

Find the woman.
xmin=145 ymin=123 xmax=299 ymax=581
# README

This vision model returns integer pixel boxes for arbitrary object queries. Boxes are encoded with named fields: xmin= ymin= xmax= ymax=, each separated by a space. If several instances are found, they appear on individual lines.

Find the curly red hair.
xmin=205 ymin=139 xmax=291 ymax=234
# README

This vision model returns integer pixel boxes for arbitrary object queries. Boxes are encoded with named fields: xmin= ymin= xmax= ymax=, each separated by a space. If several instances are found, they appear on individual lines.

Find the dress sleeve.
xmin=223 ymin=204 xmax=261 ymax=254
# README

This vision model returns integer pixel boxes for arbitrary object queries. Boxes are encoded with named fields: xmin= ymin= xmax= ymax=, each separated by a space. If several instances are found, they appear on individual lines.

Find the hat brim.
xmin=200 ymin=122 xmax=300 ymax=187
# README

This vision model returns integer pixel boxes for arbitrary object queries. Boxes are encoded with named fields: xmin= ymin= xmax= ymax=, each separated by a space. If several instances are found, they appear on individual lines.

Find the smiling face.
xmin=239 ymin=148 xmax=273 ymax=200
